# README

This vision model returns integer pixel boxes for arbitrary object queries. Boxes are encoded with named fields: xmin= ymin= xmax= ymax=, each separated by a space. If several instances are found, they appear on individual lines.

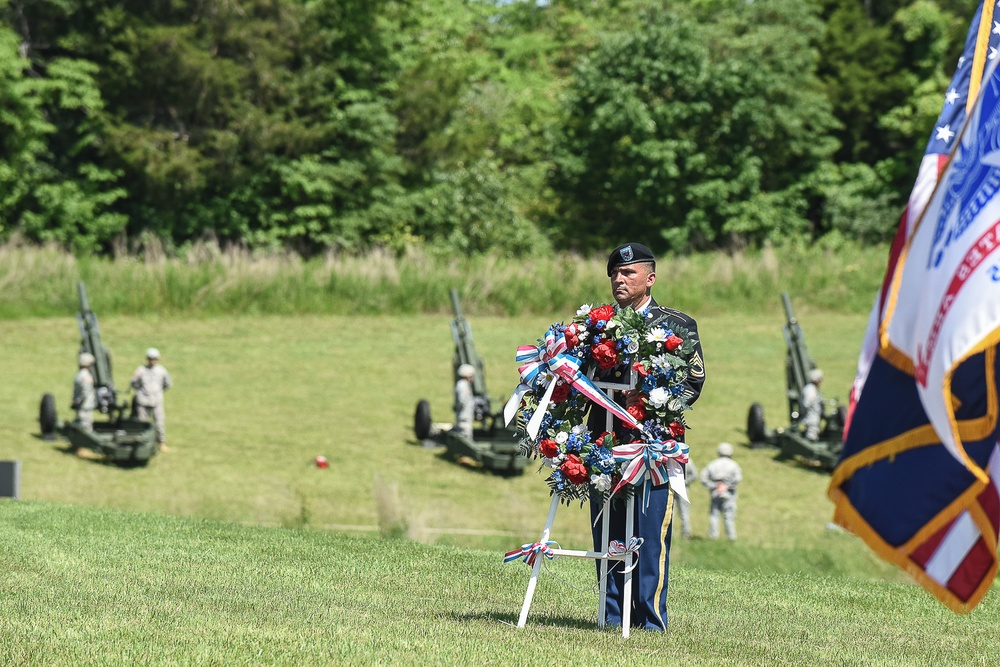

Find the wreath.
xmin=504 ymin=303 xmax=698 ymax=505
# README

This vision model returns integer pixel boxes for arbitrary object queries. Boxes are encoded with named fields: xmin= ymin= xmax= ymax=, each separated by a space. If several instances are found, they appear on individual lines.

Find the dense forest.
xmin=0 ymin=0 xmax=981 ymax=256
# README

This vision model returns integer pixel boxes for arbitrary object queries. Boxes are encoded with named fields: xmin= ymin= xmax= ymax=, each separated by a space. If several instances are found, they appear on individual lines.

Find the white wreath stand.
xmin=514 ymin=376 xmax=636 ymax=638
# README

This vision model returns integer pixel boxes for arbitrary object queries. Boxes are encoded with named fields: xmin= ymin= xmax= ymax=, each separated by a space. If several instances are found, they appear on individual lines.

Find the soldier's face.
xmin=610 ymin=263 xmax=655 ymax=309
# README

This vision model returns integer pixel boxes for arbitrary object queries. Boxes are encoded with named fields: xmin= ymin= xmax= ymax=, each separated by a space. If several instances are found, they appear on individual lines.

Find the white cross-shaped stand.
xmin=514 ymin=372 xmax=637 ymax=637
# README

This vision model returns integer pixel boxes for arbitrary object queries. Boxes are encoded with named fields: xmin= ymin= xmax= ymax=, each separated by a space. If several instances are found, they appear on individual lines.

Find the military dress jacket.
xmin=586 ymin=296 xmax=706 ymax=439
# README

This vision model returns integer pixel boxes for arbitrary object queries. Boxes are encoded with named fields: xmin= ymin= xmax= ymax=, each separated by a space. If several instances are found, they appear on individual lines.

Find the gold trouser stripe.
xmin=652 ymin=491 xmax=674 ymax=629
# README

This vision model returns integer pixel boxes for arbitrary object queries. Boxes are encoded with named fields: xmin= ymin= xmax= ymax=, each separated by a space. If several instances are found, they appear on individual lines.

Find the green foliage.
xmin=811 ymin=161 xmax=901 ymax=243
xmin=816 ymin=0 xmax=968 ymax=195
xmin=0 ymin=0 xmax=987 ymax=256
xmin=549 ymin=1 xmax=840 ymax=252
xmin=0 ymin=13 xmax=126 ymax=251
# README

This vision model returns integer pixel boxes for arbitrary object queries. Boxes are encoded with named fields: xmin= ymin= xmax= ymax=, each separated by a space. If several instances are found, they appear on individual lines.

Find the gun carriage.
xmin=38 ymin=282 xmax=158 ymax=466
xmin=412 ymin=288 xmax=527 ymax=476
xmin=745 ymin=292 xmax=846 ymax=470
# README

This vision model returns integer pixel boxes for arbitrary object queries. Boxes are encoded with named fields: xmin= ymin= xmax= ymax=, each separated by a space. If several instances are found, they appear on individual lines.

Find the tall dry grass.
xmin=0 ymin=241 xmax=890 ymax=318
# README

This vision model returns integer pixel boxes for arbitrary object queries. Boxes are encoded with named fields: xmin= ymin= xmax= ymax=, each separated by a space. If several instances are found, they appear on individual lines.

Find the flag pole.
xmin=968 ymin=0 xmax=995 ymax=112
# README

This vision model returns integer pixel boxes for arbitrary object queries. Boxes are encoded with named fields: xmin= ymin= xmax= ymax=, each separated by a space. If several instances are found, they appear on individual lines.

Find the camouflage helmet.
xmin=808 ymin=368 xmax=824 ymax=383
xmin=145 ymin=348 xmax=161 ymax=360
xmin=457 ymin=363 xmax=476 ymax=379
xmin=717 ymin=442 xmax=734 ymax=457
xmin=78 ymin=352 xmax=95 ymax=367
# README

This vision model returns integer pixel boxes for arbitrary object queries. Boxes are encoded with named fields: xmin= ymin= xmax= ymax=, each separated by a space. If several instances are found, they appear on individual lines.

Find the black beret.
xmin=607 ymin=242 xmax=656 ymax=276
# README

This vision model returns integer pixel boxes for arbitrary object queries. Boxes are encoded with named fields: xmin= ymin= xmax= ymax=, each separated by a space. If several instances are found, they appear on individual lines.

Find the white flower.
xmin=668 ymin=398 xmax=685 ymax=412
xmin=650 ymin=354 xmax=670 ymax=369
xmin=627 ymin=340 xmax=639 ymax=354
xmin=576 ymin=304 xmax=592 ymax=316
xmin=555 ymin=431 xmax=569 ymax=444
xmin=543 ymin=457 xmax=560 ymax=468
xmin=571 ymin=424 xmax=587 ymax=435
xmin=578 ymin=330 xmax=589 ymax=341
xmin=604 ymin=319 xmax=616 ymax=330
xmin=646 ymin=327 xmax=668 ymax=343
xmin=648 ymin=387 xmax=670 ymax=408
xmin=591 ymin=474 xmax=612 ymax=492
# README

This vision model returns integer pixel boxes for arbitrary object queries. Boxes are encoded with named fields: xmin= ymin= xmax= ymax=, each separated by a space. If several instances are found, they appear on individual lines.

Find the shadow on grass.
xmin=453 ymin=610 xmax=600 ymax=631
xmin=33 ymin=431 xmax=151 ymax=470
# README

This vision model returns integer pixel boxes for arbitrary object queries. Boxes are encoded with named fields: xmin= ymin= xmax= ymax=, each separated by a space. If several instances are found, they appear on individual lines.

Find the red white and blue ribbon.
xmin=503 ymin=541 xmax=558 ymax=567
xmin=502 ymin=329 xmax=642 ymax=440
xmin=608 ymin=536 xmax=644 ymax=573
xmin=611 ymin=440 xmax=690 ymax=508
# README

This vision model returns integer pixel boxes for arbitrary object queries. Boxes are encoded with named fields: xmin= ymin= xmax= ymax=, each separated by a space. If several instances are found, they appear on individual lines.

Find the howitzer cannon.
xmin=745 ymin=292 xmax=846 ymax=470
xmin=38 ymin=282 xmax=158 ymax=466
xmin=412 ymin=288 xmax=527 ymax=476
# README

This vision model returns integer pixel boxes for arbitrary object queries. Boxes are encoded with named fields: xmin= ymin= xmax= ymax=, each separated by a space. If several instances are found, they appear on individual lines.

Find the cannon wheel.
xmin=747 ymin=403 xmax=767 ymax=444
xmin=39 ymin=393 xmax=58 ymax=436
xmin=414 ymin=399 xmax=432 ymax=440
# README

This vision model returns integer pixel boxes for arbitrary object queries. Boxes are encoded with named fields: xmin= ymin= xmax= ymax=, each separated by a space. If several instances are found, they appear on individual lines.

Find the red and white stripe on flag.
xmin=908 ymin=446 xmax=1000 ymax=608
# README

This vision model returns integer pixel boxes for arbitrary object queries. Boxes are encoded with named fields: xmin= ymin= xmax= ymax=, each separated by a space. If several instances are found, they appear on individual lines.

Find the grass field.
xmin=2 ymin=288 xmax=999 ymax=664
xmin=3 ymin=503 xmax=999 ymax=666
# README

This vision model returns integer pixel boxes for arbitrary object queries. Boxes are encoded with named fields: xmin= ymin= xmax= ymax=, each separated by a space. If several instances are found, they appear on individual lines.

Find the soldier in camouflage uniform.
xmin=701 ymin=442 xmax=743 ymax=541
xmin=131 ymin=348 xmax=172 ymax=448
xmin=454 ymin=363 xmax=476 ymax=439
xmin=72 ymin=352 xmax=97 ymax=432
xmin=676 ymin=458 xmax=698 ymax=540
xmin=801 ymin=368 xmax=825 ymax=441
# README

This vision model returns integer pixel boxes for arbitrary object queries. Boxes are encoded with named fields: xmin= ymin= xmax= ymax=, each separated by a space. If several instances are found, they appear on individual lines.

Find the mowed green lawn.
xmin=2 ymin=304 xmax=999 ymax=664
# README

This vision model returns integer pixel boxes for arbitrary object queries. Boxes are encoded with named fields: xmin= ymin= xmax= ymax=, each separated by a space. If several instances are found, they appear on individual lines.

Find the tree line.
xmin=0 ymin=0 xmax=979 ymax=256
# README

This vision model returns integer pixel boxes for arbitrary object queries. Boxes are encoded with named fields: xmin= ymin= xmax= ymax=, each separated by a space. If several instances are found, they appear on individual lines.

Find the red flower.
xmin=592 ymin=339 xmax=619 ymax=370
xmin=626 ymin=402 xmax=646 ymax=422
xmin=589 ymin=305 xmax=615 ymax=325
xmin=539 ymin=439 xmax=560 ymax=458
xmin=563 ymin=324 xmax=579 ymax=349
xmin=594 ymin=431 xmax=609 ymax=447
xmin=551 ymin=382 xmax=571 ymax=403
xmin=632 ymin=361 xmax=649 ymax=377
xmin=561 ymin=454 xmax=589 ymax=484
xmin=665 ymin=335 xmax=684 ymax=351
xmin=668 ymin=421 xmax=685 ymax=438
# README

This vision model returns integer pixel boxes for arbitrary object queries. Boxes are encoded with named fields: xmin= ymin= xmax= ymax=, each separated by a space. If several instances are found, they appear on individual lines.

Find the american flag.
xmin=847 ymin=1 xmax=1000 ymax=426
xmin=830 ymin=1 xmax=1000 ymax=614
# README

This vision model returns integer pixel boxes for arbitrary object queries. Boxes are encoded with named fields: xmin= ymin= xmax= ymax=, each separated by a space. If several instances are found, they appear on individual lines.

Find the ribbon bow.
xmin=608 ymin=536 xmax=644 ymax=573
xmin=611 ymin=440 xmax=690 ymax=509
xmin=608 ymin=536 xmax=644 ymax=557
xmin=503 ymin=329 xmax=642 ymax=440
xmin=503 ymin=541 xmax=558 ymax=567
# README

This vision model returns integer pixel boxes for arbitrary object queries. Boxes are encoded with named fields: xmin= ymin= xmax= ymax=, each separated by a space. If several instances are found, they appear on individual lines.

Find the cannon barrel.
xmin=449 ymin=288 xmax=488 ymax=399
xmin=76 ymin=282 xmax=118 ymax=410
xmin=780 ymin=292 xmax=814 ymax=419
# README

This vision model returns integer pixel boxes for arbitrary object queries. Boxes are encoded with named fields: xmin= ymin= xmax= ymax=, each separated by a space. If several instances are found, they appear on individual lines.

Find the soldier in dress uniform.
xmin=72 ymin=352 xmax=97 ymax=432
xmin=131 ymin=348 xmax=173 ymax=449
xmin=588 ymin=242 xmax=706 ymax=632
